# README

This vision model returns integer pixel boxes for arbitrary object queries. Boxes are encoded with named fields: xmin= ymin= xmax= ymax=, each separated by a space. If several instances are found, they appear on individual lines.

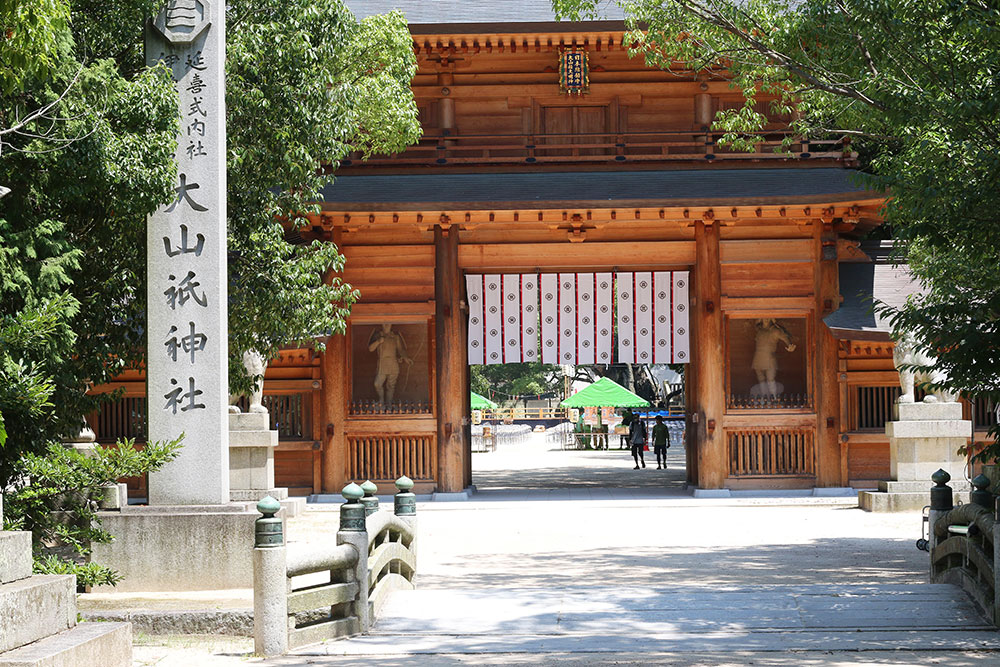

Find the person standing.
xmin=629 ymin=414 xmax=647 ymax=469
xmin=619 ymin=408 xmax=633 ymax=449
xmin=651 ymin=415 xmax=671 ymax=470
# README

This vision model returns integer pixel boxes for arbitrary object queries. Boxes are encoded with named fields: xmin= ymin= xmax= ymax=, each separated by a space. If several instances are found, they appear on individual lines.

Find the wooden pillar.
xmin=684 ymin=365 xmax=698 ymax=485
xmin=439 ymin=72 xmax=455 ymax=145
xmin=321 ymin=329 xmax=348 ymax=493
xmin=694 ymin=220 xmax=725 ymax=489
xmin=435 ymin=224 xmax=466 ymax=492
xmin=815 ymin=221 xmax=842 ymax=486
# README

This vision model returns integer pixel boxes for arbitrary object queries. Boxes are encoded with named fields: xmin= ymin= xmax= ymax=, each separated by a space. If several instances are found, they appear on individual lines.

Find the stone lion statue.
xmin=229 ymin=350 xmax=268 ymax=414
xmin=893 ymin=331 xmax=957 ymax=404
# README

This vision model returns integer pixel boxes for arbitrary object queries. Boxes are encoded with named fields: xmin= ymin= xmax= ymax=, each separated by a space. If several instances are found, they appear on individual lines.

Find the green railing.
xmin=252 ymin=477 xmax=417 ymax=656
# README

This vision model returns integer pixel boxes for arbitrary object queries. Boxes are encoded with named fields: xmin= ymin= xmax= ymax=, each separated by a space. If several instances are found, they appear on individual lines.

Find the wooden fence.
xmin=343 ymin=130 xmax=852 ymax=167
xmin=727 ymin=427 xmax=815 ymax=477
xmin=346 ymin=435 xmax=436 ymax=483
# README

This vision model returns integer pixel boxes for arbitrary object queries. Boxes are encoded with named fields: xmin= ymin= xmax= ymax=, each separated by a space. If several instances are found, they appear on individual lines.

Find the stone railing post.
xmin=360 ymin=480 xmax=379 ymax=516
xmin=971 ymin=474 xmax=994 ymax=510
xmin=253 ymin=496 xmax=287 ymax=657
xmin=337 ymin=482 xmax=370 ymax=633
xmin=394 ymin=475 xmax=418 ymax=562
xmin=995 ymin=496 xmax=1000 ymax=626
xmin=929 ymin=469 xmax=954 ymax=554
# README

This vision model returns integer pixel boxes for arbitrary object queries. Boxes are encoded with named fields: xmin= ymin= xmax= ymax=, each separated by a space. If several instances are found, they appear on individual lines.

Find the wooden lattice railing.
xmin=349 ymin=401 xmax=432 ymax=416
xmin=727 ymin=427 xmax=815 ymax=476
xmin=342 ymin=130 xmax=853 ymax=167
xmin=727 ymin=393 xmax=811 ymax=410
xmin=347 ymin=435 xmax=436 ymax=482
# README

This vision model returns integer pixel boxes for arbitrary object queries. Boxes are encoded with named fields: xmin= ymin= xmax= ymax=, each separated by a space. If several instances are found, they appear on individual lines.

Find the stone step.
xmin=0 ymin=575 xmax=76 ymax=653
xmin=0 ymin=621 xmax=131 ymax=667
xmin=0 ymin=532 xmax=32 ymax=584
xmin=859 ymin=490 xmax=930 ymax=512
xmin=877 ymin=480 xmax=970 ymax=494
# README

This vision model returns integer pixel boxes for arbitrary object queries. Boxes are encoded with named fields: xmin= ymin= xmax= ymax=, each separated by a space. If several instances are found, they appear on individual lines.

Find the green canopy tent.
xmin=559 ymin=377 xmax=649 ymax=449
xmin=471 ymin=391 xmax=498 ymax=410
xmin=560 ymin=377 xmax=650 ymax=408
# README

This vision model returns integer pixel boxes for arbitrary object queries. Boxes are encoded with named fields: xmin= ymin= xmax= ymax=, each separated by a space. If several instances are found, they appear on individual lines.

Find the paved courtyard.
xmin=133 ymin=432 xmax=1000 ymax=666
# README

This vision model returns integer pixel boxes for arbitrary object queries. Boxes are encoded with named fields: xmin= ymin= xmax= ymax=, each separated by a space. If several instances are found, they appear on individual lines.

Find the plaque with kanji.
xmin=559 ymin=49 xmax=589 ymax=94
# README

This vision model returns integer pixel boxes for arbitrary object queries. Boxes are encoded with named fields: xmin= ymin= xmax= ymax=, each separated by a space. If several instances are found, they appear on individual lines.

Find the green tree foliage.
xmin=226 ymin=1 xmax=421 ymax=393
xmin=0 ymin=2 xmax=178 ymax=481
xmin=553 ymin=0 xmax=1000 ymax=454
xmin=471 ymin=363 xmax=563 ymax=405
xmin=3 ymin=438 xmax=180 ymax=587
xmin=0 ymin=0 xmax=71 ymax=95
xmin=1 ymin=0 xmax=420 ymax=464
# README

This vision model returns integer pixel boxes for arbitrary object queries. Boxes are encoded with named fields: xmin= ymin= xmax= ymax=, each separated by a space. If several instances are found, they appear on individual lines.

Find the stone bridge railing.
xmin=252 ymin=477 xmax=417 ymax=657
xmin=927 ymin=470 xmax=998 ymax=626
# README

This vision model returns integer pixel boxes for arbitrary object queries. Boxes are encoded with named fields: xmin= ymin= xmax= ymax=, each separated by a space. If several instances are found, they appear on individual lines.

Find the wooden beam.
xmin=694 ymin=221 xmax=726 ymax=489
xmin=719 ymin=239 xmax=812 ymax=263
xmin=349 ymin=302 xmax=435 ymax=320
xmin=459 ymin=241 xmax=695 ymax=270
xmin=435 ymin=225 xmax=466 ymax=493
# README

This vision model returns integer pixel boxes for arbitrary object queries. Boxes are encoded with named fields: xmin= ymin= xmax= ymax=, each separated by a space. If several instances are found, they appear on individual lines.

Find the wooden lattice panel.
xmin=347 ymin=435 xmax=436 ymax=483
xmin=727 ymin=427 xmax=815 ymax=477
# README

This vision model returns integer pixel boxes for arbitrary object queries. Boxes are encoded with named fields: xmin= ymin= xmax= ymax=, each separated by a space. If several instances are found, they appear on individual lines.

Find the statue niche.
xmin=893 ymin=331 xmax=957 ymax=403
xmin=751 ymin=318 xmax=797 ymax=398
xmin=368 ymin=323 xmax=412 ymax=405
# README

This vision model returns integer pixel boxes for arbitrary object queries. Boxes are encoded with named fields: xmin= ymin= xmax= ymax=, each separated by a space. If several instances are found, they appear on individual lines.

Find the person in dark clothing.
xmin=629 ymin=415 xmax=647 ymax=469
xmin=619 ymin=408 xmax=633 ymax=449
xmin=651 ymin=415 xmax=671 ymax=470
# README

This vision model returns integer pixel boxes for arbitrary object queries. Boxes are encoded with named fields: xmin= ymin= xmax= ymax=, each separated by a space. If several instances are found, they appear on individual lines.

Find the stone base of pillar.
xmin=90 ymin=504 xmax=257 ymax=592
xmin=859 ymin=401 xmax=972 ymax=513
xmin=229 ymin=412 xmax=288 ymax=506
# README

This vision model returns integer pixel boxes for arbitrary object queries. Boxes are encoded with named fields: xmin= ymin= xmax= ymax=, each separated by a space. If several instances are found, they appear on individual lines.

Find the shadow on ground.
xmin=417 ymin=537 xmax=926 ymax=590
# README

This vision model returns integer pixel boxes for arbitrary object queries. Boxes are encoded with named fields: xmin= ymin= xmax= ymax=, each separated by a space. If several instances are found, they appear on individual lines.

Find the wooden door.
xmin=576 ymin=106 xmax=608 ymax=155
xmin=540 ymin=106 xmax=608 ymax=156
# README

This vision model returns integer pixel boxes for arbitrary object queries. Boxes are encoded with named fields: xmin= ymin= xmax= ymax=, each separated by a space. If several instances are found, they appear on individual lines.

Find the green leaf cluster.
xmin=1 ymin=1 xmax=179 ymax=480
xmin=226 ymin=1 xmax=421 ymax=393
xmin=471 ymin=363 xmax=564 ymax=404
xmin=2 ymin=437 xmax=180 ymax=587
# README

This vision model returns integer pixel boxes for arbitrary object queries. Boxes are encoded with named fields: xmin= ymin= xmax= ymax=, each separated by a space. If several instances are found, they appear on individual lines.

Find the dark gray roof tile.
xmin=320 ymin=168 xmax=879 ymax=209
xmin=824 ymin=260 xmax=924 ymax=340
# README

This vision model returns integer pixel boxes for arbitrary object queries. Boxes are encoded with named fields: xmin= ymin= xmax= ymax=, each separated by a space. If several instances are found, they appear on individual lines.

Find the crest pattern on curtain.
xmin=466 ymin=272 xmax=689 ymax=365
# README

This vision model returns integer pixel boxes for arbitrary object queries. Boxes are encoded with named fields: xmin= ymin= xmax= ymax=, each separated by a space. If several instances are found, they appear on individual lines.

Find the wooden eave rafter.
xmin=413 ymin=31 xmax=636 ymax=58
xmin=299 ymin=200 xmax=883 ymax=236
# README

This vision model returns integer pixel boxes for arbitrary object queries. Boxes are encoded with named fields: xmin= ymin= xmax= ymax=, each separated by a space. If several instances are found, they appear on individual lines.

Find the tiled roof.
xmin=320 ymin=168 xmax=879 ymax=209
xmin=824 ymin=247 xmax=924 ymax=340
xmin=342 ymin=0 xmax=624 ymax=24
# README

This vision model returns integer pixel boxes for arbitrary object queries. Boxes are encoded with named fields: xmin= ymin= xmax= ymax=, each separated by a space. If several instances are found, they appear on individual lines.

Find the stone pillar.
xmin=145 ymin=1 xmax=229 ymax=505
xmin=337 ymin=483 xmax=369 ymax=633
xmin=888 ymin=402 xmax=971 ymax=485
xmin=253 ymin=497 xmax=287 ymax=657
